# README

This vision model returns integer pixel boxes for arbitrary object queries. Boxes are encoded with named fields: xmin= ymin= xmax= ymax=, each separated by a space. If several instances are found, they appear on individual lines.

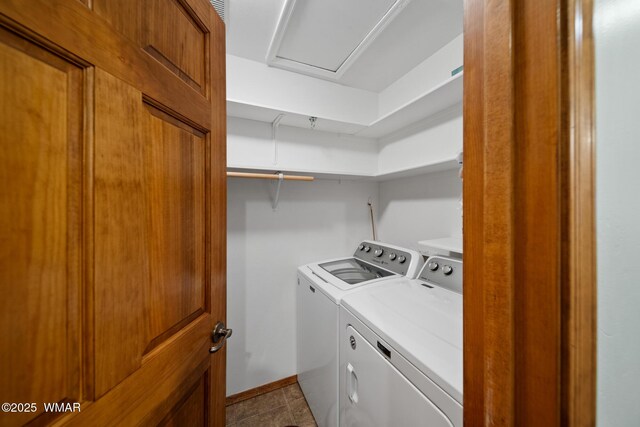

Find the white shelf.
xmin=227 ymin=72 xmax=463 ymax=140
xmin=356 ymin=73 xmax=463 ymax=138
xmin=227 ymin=100 xmax=366 ymax=135
xmin=374 ymin=158 xmax=459 ymax=181
xmin=227 ymin=156 xmax=459 ymax=182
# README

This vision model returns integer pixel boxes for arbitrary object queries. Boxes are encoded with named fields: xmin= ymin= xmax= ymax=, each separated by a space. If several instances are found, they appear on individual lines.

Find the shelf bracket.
xmin=271 ymin=172 xmax=284 ymax=210
xmin=272 ymin=114 xmax=285 ymax=165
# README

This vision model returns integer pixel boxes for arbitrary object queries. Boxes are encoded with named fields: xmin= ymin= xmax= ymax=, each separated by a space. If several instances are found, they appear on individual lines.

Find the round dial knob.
xmin=388 ymin=253 xmax=397 ymax=261
xmin=443 ymin=265 xmax=453 ymax=275
xmin=428 ymin=261 xmax=439 ymax=271
xmin=364 ymin=246 xmax=371 ymax=252
xmin=397 ymin=255 xmax=407 ymax=264
xmin=374 ymin=249 xmax=384 ymax=257
xmin=358 ymin=244 xmax=365 ymax=251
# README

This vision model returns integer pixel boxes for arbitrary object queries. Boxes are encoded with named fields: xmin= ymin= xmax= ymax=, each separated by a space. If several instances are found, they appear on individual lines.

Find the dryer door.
xmin=340 ymin=325 xmax=453 ymax=427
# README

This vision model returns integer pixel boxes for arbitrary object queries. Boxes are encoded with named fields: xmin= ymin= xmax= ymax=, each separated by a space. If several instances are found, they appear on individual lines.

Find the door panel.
xmin=94 ymin=69 xmax=152 ymax=397
xmin=0 ymin=0 xmax=212 ymax=127
xmin=0 ymin=0 xmax=226 ymax=425
xmin=160 ymin=374 xmax=207 ymax=426
xmin=143 ymin=0 xmax=208 ymax=94
xmin=93 ymin=0 xmax=142 ymax=43
xmin=0 ymin=27 xmax=84 ymax=427
xmin=64 ymin=317 xmax=211 ymax=426
xmin=94 ymin=67 xmax=212 ymax=396
xmin=144 ymin=102 xmax=207 ymax=352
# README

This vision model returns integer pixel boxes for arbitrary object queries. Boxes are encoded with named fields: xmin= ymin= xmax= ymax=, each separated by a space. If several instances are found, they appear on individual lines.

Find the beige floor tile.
xmin=288 ymin=397 xmax=316 ymax=425
xmin=234 ymin=389 xmax=287 ymax=421
xmin=226 ymin=404 xmax=239 ymax=425
xmin=236 ymin=405 xmax=294 ymax=427
xmin=282 ymin=383 xmax=305 ymax=403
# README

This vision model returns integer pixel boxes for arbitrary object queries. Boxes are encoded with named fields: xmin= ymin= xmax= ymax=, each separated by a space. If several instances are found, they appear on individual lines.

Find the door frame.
xmin=462 ymin=0 xmax=596 ymax=425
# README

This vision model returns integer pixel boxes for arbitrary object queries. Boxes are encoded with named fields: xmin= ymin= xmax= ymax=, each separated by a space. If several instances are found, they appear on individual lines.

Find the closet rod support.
xmin=272 ymin=114 xmax=285 ymax=165
xmin=272 ymin=172 xmax=284 ymax=210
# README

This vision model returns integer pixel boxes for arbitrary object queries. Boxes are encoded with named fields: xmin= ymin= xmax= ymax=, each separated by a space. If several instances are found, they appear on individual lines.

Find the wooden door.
xmin=0 ymin=0 xmax=227 ymax=425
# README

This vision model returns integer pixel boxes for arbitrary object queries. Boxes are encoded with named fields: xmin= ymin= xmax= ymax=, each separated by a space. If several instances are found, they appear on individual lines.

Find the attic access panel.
xmin=267 ymin=0 xmax=411 ymax=79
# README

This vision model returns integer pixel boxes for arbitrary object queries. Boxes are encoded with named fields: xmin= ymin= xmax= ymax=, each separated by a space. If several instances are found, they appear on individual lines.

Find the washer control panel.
xmin=419 ymin=255 xmax=462 ymax=294
xmin=353 ymin=241 xmax=414 ymax=276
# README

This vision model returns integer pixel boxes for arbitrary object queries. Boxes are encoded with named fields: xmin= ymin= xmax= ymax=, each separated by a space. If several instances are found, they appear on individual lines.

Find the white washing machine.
xmin=339 ymin=255 xmax=463 ymax=427
xmin=297 ymin=241 xmax=423 ymax=427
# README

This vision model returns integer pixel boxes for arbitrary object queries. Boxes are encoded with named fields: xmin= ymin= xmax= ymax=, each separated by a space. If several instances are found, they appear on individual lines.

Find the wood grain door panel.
xmin=0 ymin=0 xmax=226 ymax=425
xmin=0 ymin=27 xmax=85 ymax=427
xmin=94 ymin=0 xmax=208 ymax=96
xmin=159 ymin=374 xmax=208 ymax=426
xmin=143 ymin=0 xmax=208 ymax=95
xmin=94 ymin=69 xmax=210 ymax=397
xmin=144 ymin=102 xmax=207 ymax=353
xmin=93 ymin=0 xmax=142 ymax=44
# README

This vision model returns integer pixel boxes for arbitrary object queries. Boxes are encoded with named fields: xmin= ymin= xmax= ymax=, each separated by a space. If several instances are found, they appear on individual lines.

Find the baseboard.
xmin=226 ymin=375 xmax=298 ymax=406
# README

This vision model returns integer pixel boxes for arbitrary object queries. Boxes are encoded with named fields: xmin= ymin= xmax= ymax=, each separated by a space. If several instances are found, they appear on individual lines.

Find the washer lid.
xmin=319 ymin=258 xmax=394 ymax=285
xmin=341 ymin=277 xmax=463 ymax=403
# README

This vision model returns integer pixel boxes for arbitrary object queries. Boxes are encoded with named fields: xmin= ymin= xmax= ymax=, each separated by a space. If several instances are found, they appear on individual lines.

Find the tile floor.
xmin=226 ymin=383 xmax=318 ymax=427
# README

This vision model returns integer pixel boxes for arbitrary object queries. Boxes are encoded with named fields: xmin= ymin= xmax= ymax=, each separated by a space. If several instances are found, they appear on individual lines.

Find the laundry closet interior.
xmin=224 ymin=0 xmax=464 ymax=425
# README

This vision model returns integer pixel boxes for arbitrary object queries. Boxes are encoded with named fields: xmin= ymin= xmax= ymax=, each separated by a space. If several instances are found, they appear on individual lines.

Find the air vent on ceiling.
xmin=210 ymin=0 xmax=225 ymax=22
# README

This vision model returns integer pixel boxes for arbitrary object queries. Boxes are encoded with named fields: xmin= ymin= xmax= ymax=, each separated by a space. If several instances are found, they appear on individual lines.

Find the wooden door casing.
xmin=462 ymin=0 xmax=596 ymax=425
xmin=0 ymin=0 xmax=226 ymax=425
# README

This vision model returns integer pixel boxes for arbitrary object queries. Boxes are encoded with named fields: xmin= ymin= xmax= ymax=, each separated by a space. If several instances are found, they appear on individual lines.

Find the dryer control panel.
xmin=419 ymin=255 xmax=463 ymax=294
xmin=353 ymin=240 xmax=417 ymax=276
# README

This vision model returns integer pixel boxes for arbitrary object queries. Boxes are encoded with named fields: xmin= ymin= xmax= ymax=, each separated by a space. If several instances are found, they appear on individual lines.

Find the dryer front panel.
xmin=339 ymin=325 xmax=453 ymax=427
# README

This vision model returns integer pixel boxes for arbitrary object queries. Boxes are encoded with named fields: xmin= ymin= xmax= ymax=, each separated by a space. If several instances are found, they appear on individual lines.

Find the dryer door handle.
xmin=347 ymin=363 xmax=359 ymax=404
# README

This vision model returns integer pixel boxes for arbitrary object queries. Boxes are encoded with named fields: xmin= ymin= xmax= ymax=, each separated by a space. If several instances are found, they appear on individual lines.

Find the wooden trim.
xmin=225 ymin=375 xmax=298 ymax=406
xmin=560 ymin=0 xmax=597 ymax=425
xmin=463 ymin=0 xmax=596 ymax=425
xmin=208 ymin=7 xmax=227 ymax=426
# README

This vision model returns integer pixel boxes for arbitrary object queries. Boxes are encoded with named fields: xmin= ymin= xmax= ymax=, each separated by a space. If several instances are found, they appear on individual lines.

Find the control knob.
xmin=358 ymin=244 xmax=365 ymax=251
xmin=388 ymin=253 xmax=397 ymax=261
xmin=443 ymin=265 xmax=453 ymax=276
xmin=397 ymin=255 xmax=407 ymax=264
xmin=364 ymin=246 xmax=371 ymax=252
xmin=374 ymin=249 xmax=384 ymax=257
xmin=428 ymin=262 xmax=439 ymax=271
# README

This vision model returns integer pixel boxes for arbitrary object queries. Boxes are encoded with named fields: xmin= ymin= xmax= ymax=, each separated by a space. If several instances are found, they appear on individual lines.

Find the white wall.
xmin=594 ymin=1 xmax=640 ymax=425
xmin=227 ymin=117 xmax=378 ymax=176
xmin=226 ymin=178 xmax=379 ymax=395
xmin=227 ymin=55 xmax=378 ymax=125
xmin=377 ymin=169 xmax=462 ymax=252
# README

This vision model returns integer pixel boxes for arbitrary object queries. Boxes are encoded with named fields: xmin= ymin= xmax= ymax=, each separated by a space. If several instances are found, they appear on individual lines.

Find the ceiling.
xmin=226 ymin=0 xmax=463 ymax=93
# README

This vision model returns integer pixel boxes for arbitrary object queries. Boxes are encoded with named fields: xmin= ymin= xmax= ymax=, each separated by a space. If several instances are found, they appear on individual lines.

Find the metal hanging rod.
xmin=226 ymin=171 xmax=314 ymax=182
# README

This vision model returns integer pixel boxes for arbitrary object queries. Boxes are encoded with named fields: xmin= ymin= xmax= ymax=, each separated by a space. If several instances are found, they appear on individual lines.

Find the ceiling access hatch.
xmin=266 ymin=0 xmax=412 ymax=80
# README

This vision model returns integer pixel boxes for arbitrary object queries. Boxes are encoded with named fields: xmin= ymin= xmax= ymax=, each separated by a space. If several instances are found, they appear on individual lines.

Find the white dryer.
xmin=297 ymin=241 xmax=423 ymax=427
xmin=339 ymin=256 xmax=463 ymax=427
